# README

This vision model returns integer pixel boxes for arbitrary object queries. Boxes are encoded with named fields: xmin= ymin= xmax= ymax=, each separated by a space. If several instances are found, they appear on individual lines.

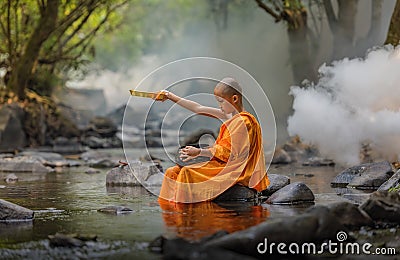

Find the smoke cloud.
xmin=288 ymin=46 xmax=400 ymax=166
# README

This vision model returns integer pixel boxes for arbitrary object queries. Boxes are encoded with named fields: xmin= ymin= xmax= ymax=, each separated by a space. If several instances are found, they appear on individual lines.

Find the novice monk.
xmin=156 ymin=77 xmax=269 ymax=203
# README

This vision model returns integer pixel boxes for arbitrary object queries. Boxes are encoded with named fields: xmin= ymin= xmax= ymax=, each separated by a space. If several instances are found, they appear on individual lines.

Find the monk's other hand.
xmin=179 ymin=146 xmax=200 ymax=162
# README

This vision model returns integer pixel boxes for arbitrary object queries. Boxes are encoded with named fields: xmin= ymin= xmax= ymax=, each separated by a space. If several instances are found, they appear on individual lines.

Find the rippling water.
xmin=0 ymin=148 xmax=356 ymax=259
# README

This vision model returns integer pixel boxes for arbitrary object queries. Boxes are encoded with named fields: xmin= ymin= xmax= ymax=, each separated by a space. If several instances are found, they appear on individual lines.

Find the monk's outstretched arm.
xmin=156 ymin=91 xmax=228 ymax=119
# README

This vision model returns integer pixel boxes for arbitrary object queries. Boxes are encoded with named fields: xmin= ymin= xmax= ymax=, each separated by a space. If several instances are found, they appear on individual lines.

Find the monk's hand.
xmin=179 ymin=146 xmax=201 ymax=162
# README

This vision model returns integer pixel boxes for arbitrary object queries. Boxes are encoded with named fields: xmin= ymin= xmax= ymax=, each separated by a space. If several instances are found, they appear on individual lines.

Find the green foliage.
xmin=388 ymin=184 xmax=400 ymax=193
xmin=0 ymin=0 xmax=129 ymax=96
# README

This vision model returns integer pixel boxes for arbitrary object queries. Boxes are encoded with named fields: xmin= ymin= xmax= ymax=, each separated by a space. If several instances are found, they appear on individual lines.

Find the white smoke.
xmin=288 ymin=45 xmax=400 ymax=166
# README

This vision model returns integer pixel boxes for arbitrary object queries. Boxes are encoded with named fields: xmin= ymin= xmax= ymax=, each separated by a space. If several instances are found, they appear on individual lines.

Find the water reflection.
xmin=158 ymin=199 xmax=270 ymax=241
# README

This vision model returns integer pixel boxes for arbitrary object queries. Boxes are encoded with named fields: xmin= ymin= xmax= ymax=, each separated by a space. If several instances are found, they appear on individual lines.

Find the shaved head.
xmin=215 ymin=77 xmax=242 ymax=97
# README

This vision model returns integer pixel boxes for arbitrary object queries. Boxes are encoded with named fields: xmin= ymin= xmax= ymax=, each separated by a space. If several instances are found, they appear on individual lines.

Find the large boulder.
xmin=266 ymin=182 xmax=314 ymax=205
xmin=0 ymin=199 xmax=34 ymax=221
xmin=360 ymin=191 xmax=400 ymax=224
xmin=331 ymin=161 xmax=393 ymax=189
xmin=0 ymin=156 xmax=53 ymax=173
xmin=214 ymin=185 xmax=257 ymax=202
xmin=202 ymin=206 xmax=342 ymax=258
xmin=378 ymin=169 xmax=400 ymax=191
xmin=0 ymin=103 xmax=26 ymax=151
xmin=261 ymin=174 xmax=290 ymax=196
xmin=325 ymin=201 xmax=373 ymax=229
xmin=106 ymin=162 xmax=161 ymax=186
xmin=86 ymin=116 xmax=117 ymax=138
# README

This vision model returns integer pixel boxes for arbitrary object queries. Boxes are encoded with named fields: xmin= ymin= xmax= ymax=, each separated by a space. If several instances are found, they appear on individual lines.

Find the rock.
xmin=271 ymin=148 xmax=291 ymax=164
xmin=182 ymin=129 xmax=216 ymax=146
xmin=107 ymin=104 xmax=136 ymax=126
xmin=348 ymin=163 xmax=394 ymax=190
xmin=4 ymin=173 xmax=18 ymax=183
xmin=80 ymin=150 xmax=110 ymax=161
xmin=378 ymin=169 xmax=400 ymax=191
xmin=0 ymin=103 xmax=26 ymax=151
xmin=214 ymin=185 xmax=257 ymax=202
xmin=52 ymin=137 xmax=86 ymax=154
xmin=16 ymin=151 xmax=72 ymax=168
xmin=106 ymin=167 xmax=138 ymax=186
xmin=85 ymin=168 xmax=100 ymax=174
xmin=302 ymin=157 xmax=335 ymax=166
xmin=266 ymin=182 xmax=314 ymax=205
xmin=89 ymin=158 xmax=116 ymax=168
xmin=261 ymin=174 xmax=290 ymax=196
xmin=98 ymin=206 xmax=133 ymax=214
xmin=331 ymin=161 xmax=393 ymax=188
xmin=360 ymin=191 xmax=400 ymax=224
xmin=48 ymin=233 xmax=85 ymax=247
xmin=0 ymin=156 xmax=53 ymax=173
xmin=326 ymin=202 xmax=373 ymax=229
xmin=0 ymin=199 xmax=34 ymax=221
xmin=203 ymin=207 xmax=342 ymax=258
xmin=86 ymin=116 xmax=117 ymax=138
xmin=341 ymin=193 xmax=371 ymax=206
xmin=106 ymin=162 xmax=160 ymax=186
xmin=82 ymin=136 xmax=105 ymax=149
xmin=161 ymin=237 xmax=257 ymax=260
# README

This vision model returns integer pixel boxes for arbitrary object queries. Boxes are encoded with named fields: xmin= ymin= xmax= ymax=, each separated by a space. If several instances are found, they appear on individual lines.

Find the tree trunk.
xmin=284 ymin=2 xmax=317 ymax=84
xmin=385 ymin=0 xmax=400 ymax=46
xmin=331 ymin=0 xmax=358 ymax=60
xmin=8 ymin=0 xmax=59 ymax=100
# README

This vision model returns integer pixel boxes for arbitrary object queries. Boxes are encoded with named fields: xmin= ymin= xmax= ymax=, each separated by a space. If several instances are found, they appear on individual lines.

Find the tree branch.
xmin=254 ymin=0 xmax=282 ymax=22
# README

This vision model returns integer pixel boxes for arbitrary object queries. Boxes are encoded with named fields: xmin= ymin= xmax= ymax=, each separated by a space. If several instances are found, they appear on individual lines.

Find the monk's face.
xmin=214 ymin=86 xmax=238 ymax=115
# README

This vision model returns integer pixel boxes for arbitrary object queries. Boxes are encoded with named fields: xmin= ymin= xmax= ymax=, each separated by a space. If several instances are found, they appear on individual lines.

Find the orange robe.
xmin=159 ymin=111 xmax=269 ymax=203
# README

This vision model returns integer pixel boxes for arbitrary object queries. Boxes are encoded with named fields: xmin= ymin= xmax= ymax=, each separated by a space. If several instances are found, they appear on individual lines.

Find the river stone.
xmin=52 ymin=137 xmax=86 ymax=154
xmin=203 ymin=207 xmax=341 ymax=258
xmin=89 ymin=158 xmax=116 ymax=168
xmin=4 ymin=173 xmax=18 ymax=183
xmin=341 ymin=193 xmax=371 ymax=205
xmin=0 ymin=156 xmax=53 ymax=173
xmin=261 ymin=174 xmax=290 ymax=196
xmin=17 ymin=151 xmax=71 ymax=167
xmin=271 ymin=148 xmax=291 ymax=164
xmin=378 ymin=169 xmax=400 ymax=191
xmin=348 ymin=162 xmax=394 ymax=189
xmin=325 ymin=201 xmax=373 ymax=229
xmin=302 ymin=157 xmax=335 ymax=166
xmin=85 ymin=168 xmax=100 ymax=174
xmin=213 ymin=185 xmax=256 ymax=202
xmin=106 ymin=162 xmax=160 ymax=186
xmin=0 ymin=103 xmax=26 ymax=151
xmin=266 ymin=182 xmax=314 ymax=204
xmin=0 ymin=199 xmax=34 ymax=221
xmin=87 ymin=116 xmax=118 ymax=138
xmin=360 ymin=191 xmax=400 ymax=224
xmin=48 ymin=233 xmax=85 ymax=247
xmin=106 ymin=166 xmax=139 ymax=186
xmin=331 ymin=161 xmax=393 ymax=188
xmin=98 ymin=206 xmax=133 ymax=214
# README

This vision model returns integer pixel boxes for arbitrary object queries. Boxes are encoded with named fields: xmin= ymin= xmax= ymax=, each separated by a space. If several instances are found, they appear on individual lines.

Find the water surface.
xmin=0 ymin=148 xmax=353 ymax=259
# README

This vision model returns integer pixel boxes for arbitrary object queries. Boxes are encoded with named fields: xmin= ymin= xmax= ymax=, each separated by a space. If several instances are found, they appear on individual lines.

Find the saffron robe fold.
xmin=159 ymin=111 xmax=270 ymax=203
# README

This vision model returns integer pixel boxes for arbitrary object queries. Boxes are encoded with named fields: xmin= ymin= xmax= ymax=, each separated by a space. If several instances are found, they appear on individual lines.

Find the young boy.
xmin=155 ymin=77 xmax=269 ymax=203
